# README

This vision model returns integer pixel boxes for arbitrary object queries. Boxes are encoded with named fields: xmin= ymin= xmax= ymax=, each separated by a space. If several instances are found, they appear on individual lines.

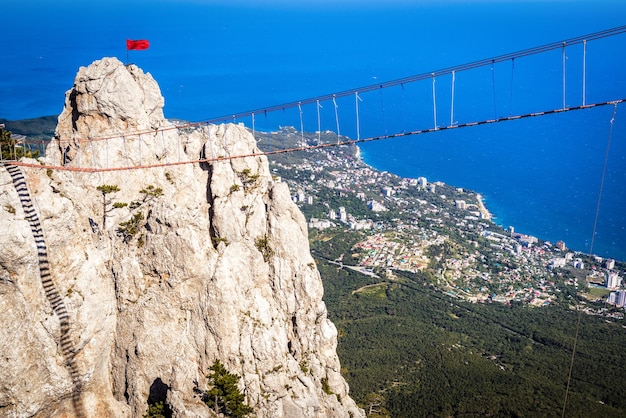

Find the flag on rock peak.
xmin=126 ymin=39 xmax=150 ymax=50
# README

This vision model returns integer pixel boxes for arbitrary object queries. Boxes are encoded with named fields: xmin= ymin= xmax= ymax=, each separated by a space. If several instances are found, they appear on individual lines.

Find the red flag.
xmin=126 ymin=39 xmax=150 ymax=50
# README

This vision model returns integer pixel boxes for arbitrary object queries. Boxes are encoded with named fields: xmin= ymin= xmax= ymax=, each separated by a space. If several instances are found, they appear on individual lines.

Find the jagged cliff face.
xmin=0 ymin=57 xmax=363 ymax=418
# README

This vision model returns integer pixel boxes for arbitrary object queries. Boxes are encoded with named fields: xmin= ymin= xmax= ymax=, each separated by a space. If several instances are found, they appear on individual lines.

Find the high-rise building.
xmin=556 ymin=240 xmax=566 ymax=251
xmin=606 ymin=272 xmax=622 ymax=289
xmin=605 ymin=259 xmax=615 ymax=270
xmin=338 ymin=206 xmax=347 ymax=222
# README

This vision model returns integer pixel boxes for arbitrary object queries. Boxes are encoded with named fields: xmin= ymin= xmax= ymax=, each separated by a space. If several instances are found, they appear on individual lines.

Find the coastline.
xmin=356 ymin=145 xmax=494 ymax=222
xmin=475 ymin=194 xmax=493 ymax=222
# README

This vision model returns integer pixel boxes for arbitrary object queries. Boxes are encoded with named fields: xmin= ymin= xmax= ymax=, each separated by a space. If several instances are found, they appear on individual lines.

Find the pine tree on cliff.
xmin=204 ymin=359 xmax=253 ymax=418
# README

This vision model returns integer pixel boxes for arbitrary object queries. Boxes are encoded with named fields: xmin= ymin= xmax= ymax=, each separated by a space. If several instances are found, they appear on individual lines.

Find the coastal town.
xmin=263 ymin=126 xmax=625 ymax=319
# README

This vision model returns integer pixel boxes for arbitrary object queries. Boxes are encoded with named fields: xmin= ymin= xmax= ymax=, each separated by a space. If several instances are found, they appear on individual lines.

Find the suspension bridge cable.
xmin=4 ymin=99 xmax=623 ymax=173
xmin=200 ymin=25 xmax=626 ymax=126
xmin=16 ymin=26 xmax=623 ymax=147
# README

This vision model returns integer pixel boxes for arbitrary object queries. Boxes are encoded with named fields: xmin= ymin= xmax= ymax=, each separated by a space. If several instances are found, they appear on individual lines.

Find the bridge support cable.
xmin=491 ymin=60 xmax=498 ymax=119
xmin=177 ymin=128 xmax=182 ymax=163
xmin=582 ymin=40 xmax=587 ymax=106
xmin=316 ymin=100 xmax=323 ymax=146
xmin=90 ymin=140 xmax=97 ymax=169
xmin=208 ymin=123 xmax=216 ymax=159
xmin=400 ymin=83 xmax=405 ymax=132
xmin=123 ymin=135 xmax=129 ymax=169
xmin=280 ymin=120 xmax=286 ymax=151
xmin=355 ymin=92 xmax=362 ymax=141
xmin=379 ymin=88 xmax=388 ymax=135
xmin=450 ymin=71 xmax=456 ymax=126
xmin=162 ymin=130 xmax=169 ymax=164
xmin=562 ymin=42 xmax=567 ymax=109
xmin=509 ymin=59 xmax=515 ymax=116
xmin=333 ymin=95 xmax=340 ymax=143
xmin=298 ymin=102 xmax=305 ymax=144
xmin=432 ymin=74 xmax=437 ymax=130
xmin=138 ymin=134 xmax=143 ymax=167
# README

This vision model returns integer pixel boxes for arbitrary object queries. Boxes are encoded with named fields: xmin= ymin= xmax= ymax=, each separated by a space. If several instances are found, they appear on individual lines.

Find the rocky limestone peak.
xmin=0 ymin=58 xmax=364 ymax=417
xmin=56 ymin=57 xmax=165 ymax=140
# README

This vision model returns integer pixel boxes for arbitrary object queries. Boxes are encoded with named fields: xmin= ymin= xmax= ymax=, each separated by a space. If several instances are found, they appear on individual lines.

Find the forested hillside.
xmin=317 ymin=258 xmax=626 ymax=417
xmin=0 ymin=116 xmax=56 ymax=141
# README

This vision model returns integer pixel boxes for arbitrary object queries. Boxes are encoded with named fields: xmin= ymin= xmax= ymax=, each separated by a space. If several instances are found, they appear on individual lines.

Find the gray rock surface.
xmin=0 ymin=57 xmax=363 ymax=418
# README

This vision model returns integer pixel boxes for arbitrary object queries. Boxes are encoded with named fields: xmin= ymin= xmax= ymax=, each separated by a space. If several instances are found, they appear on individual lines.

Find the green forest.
xmin=317 ymin=258 xmax=626 ymax=417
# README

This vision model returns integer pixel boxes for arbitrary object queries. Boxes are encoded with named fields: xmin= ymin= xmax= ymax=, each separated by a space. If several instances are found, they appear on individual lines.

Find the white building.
xmin=606 ymin=271 xmax=622 ymax=289
xmin=309 ymin=218 xmax=333 ymax=230
xmin=608 ymin=290 xmax=626 ymax=308
xmin=417 ymin=177 xmax=427 ymax=187
xmin=338 ymin=206 xmax=347 ymax=222
xmin=382 ymin=186 xmax=394 ymax=197
xmin=605 ymin=259 xmax=615 ymax=270
xmin=367 ymin=200 xmax=387 ymax=212
xmin=549 ymin=257 xmax=567 ymax=269
xmin=349 ymin=219 xmax=372 ymax=231
xmin=455 ymin=200 xmax=467 ymax=210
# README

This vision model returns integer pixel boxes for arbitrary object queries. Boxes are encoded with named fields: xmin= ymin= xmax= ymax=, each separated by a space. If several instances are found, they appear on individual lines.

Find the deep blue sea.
xmin=2 ymin=0 xmax=625 ymax=260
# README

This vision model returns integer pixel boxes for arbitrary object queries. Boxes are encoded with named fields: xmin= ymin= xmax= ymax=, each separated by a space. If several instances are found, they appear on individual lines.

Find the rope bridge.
xmin=2 ymin=25 xmax=625 ymax=172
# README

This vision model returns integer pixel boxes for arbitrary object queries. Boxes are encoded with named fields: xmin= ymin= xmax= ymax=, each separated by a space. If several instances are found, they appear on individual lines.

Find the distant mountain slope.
xmin=0 ymin=115 xmax=57 ymax=141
